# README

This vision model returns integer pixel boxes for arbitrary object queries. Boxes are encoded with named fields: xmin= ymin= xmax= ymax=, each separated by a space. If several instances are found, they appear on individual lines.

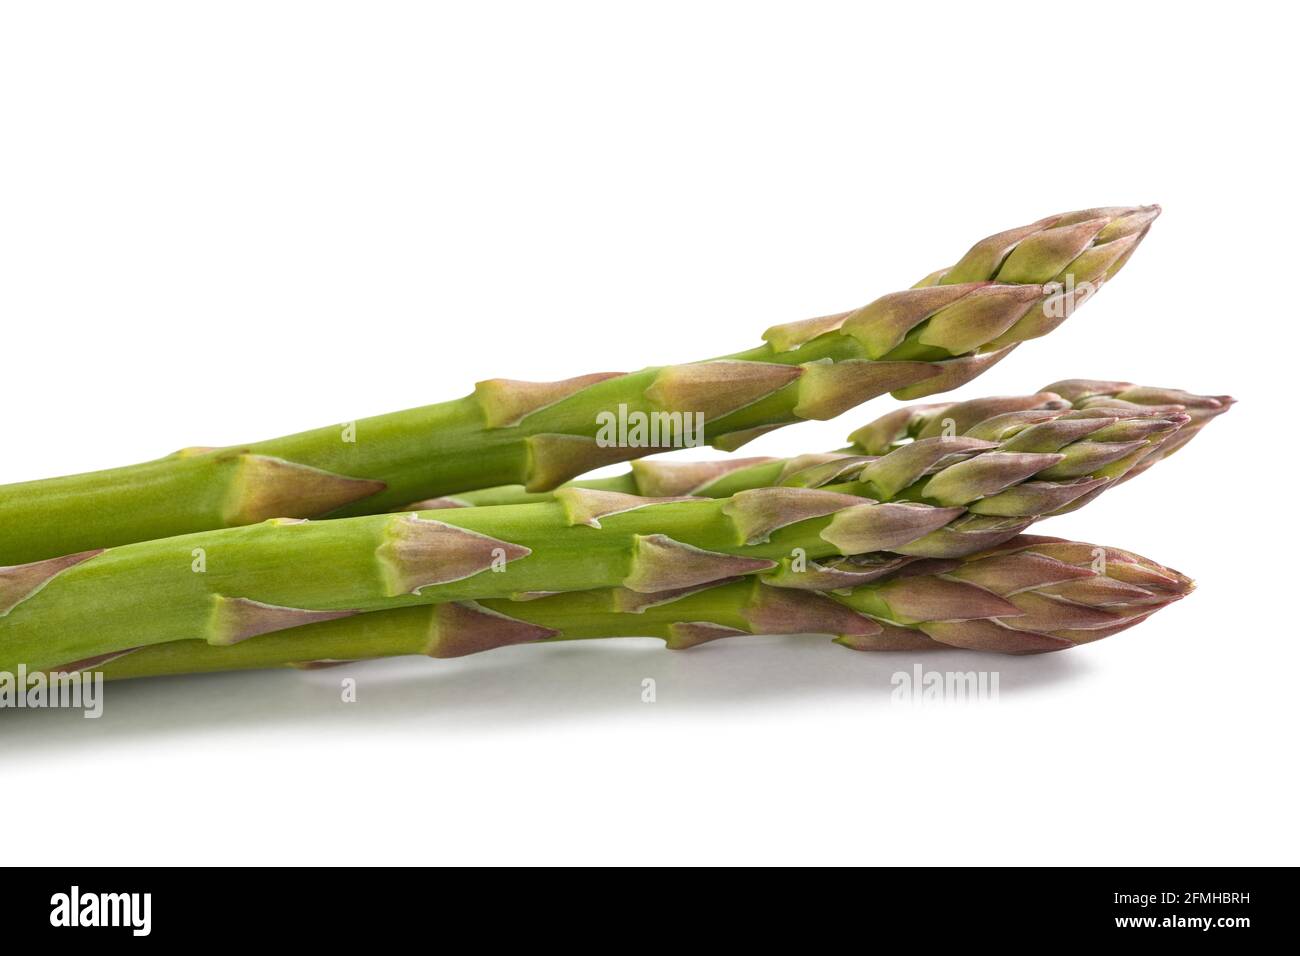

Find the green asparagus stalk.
xmin=2 ymin=389 xmax=1214 ymax=674
xmin=417 ymin=379 xmax=1232 ymax=509
xmin=88 ymin=536 xmax=1194 ymax=679
xmin=0 ymin=206 xmax=1160 ymax=566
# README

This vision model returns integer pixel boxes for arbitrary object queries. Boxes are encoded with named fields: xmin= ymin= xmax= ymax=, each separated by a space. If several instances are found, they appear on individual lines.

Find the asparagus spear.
xmin=0 ymin=206 xmax=1159 ymax=566
xmin=86 ymin=536 xmax=1194 ymax=679
xmin=0 ymin=392 xmax=1213 ymax=674
xmin=416 ymin=380 xmax=1232 ymax=509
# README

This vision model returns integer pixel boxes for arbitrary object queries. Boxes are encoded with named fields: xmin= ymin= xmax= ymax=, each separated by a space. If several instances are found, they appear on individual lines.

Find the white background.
xmin=2 ymin=1 xmax=1296 ymax=865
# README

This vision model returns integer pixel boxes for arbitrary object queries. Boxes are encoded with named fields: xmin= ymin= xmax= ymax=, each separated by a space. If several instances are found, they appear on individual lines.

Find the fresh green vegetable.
xmin=0 ymin=206 xmax=1160 ymax=566
xmin=424 ymin=379 xmax=1231 ymax=509
xmin=1 ymin=381 xmax=1215 ymax=674
xmin=88 ymin=535 xmax=1194 ymax=679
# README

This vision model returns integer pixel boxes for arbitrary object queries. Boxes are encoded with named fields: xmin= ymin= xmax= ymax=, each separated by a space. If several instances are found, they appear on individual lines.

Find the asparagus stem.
xmin=89 ymin=536 xmax=1195 ymax=680
xmin=434 ymin=380 xmax=1233 ymax=509
xmin=1 ymin=380 xmax=1224 ymax=674
xmin=0 ymin=206 xmax=1160 ymax=566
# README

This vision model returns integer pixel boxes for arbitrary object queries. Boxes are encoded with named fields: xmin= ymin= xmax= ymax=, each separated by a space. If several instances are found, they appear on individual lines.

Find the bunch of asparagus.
xmin=0 ymin=204 xmax=1231 ymax=683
